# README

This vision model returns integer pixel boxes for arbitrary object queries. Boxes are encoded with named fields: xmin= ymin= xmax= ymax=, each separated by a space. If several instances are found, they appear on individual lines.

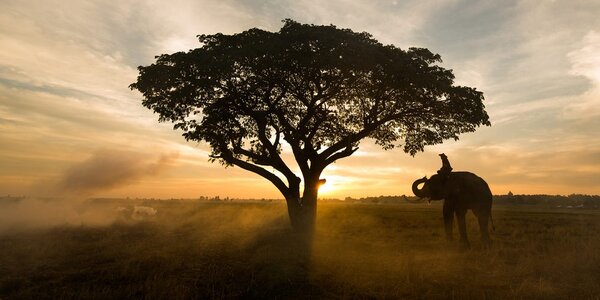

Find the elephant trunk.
xmin=412 ymin=177 xmax=428 ymax=198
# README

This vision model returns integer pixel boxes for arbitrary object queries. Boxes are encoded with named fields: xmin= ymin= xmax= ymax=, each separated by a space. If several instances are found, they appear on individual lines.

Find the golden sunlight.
xmin=317 ymin=179 xmax=336 ymax=196
xmin=317 ymin=175 xmax=354 ymax=197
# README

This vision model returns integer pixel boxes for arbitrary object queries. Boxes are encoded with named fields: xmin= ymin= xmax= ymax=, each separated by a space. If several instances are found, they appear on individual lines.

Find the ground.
xmin=1 ymin=201 xmax=599 ymax=299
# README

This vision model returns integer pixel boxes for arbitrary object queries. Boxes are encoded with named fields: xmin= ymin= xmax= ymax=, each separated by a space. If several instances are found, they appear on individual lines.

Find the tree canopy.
xmin=130 ymin=19 xmax=490 ymax=229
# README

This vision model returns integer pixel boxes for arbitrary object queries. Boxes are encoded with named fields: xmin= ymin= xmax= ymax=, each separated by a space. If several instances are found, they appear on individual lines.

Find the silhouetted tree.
xmin=130 ymin=20 xmax=490 ymax=232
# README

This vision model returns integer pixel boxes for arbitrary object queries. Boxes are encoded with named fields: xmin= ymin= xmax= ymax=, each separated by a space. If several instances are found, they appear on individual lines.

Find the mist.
xmin=58 ymin=150 xmax=178 ymax=195
xmin=0 ymin=197 xmax=118 ymax=232
xmin=0 ymin=150 xmax=179 ymax=232
xmin=1 ymin=200 xmax=599 ymax=298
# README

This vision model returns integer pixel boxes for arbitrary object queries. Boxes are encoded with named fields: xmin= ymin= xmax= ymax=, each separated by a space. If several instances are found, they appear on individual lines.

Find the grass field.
xmin=1 ymin=201 xmax=599 ymax=299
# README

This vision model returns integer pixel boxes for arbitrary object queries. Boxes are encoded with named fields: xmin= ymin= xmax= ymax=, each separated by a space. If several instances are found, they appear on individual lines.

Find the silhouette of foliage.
xmin=130 ymin=20 xmax=490 ymax=229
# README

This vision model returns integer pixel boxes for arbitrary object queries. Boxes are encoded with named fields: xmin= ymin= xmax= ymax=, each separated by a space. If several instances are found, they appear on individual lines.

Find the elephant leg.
xmin=477 ymin=213 xmax=491 ymax=247
xmin=443 ymin=202 xmax=454 ymax=241
xmin=456 ymin=210 xmax=470 ymax=249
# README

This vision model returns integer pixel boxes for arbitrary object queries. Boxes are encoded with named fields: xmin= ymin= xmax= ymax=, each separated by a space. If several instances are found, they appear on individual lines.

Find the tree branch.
xmin=219 ymin=149 xmax=291 ymax=198
xmin=319 ymin=110 xmax=413 ymax=161
xmin=232 ymin=146 xmax=271 ymax=166
xmin=253 ymin=115 xmax=301 ymax=187
xmin=323 ymin=145 xmax=359 ymax=166
xmin=268 ymin=103 xmax=312 ymax=177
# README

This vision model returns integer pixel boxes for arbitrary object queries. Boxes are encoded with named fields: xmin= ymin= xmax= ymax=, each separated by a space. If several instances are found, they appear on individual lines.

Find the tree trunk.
xmin=286 ymin=198 xmax=317 ymax=234
xmin=286 ymin=182 xmax=319 ymax=234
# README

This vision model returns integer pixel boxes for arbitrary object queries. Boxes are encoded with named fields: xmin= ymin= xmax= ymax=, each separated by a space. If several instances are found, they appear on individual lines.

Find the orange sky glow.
xmin=1 ymin=0 xmax=599 ymax=199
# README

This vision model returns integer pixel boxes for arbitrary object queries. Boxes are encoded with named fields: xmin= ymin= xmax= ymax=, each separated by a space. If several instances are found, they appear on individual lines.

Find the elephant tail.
xmin=490 ymin=214 xmax=496 ymax=232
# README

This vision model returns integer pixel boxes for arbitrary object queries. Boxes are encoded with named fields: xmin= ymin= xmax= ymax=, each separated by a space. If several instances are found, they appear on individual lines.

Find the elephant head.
xmin=411 ymin=174 xmax=446 ymax=201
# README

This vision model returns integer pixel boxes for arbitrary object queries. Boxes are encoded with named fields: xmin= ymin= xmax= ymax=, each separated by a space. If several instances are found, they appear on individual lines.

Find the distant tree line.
xmin=2 ymin=194 xmax=599 ymax=209
xmin=493 ymin=194 xmax=600 ymax=208
xmin=335 ymin=194 xmax=600 ymax=208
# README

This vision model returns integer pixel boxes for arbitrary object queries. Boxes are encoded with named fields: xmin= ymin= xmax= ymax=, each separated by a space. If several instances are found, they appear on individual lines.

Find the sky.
xmin=1 ymin=0 xmax=599 ymax=199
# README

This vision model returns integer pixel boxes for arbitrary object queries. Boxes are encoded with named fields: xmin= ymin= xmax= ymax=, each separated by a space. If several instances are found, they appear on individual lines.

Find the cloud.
xmin=256 ymin=0 xmax=459 ymax=46
xmin=1 ymin=0 xmax=600 ymax=198
xmin=0 ymin=83 xmax=184 ymax=171
xmin=569 ymin=31 xmax=600 ymax=82
xmin=564 ymin=31 xmax=600 ymax=119
xmin=418 ymin=0 xmax=598 ymax=125
xmin=0 ymin=6 xmax=138 ymax=104
xmin=432 ymin=146 xmax=600 ymax=195
xmin=320 ymin=137 xmax=600 ymax=197
xmin=57 ymin=150 xmax=178 ymax=196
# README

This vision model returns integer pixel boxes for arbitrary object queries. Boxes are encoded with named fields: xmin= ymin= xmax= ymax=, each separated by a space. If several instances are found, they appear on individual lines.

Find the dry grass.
xmin=1 ymin=201 xmax=599 ymax=299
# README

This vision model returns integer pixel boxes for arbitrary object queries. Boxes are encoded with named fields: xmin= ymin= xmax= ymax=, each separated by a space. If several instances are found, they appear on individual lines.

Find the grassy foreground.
xmin=1 ymin=201 xmax=599 ymax=299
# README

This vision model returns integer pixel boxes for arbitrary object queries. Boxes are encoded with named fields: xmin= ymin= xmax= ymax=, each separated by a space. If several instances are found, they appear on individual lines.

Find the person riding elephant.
xmin=412 ymin=154 xmax=493 ymax=249
xmin=437 ymin=153 xmax=453 ymax=183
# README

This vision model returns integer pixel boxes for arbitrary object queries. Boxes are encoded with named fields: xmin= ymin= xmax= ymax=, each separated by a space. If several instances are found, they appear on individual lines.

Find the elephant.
xmin=412 ymin=156 xmax=493 ymax=249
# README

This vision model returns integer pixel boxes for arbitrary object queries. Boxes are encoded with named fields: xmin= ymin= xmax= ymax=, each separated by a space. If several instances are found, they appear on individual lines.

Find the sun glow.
xmin=315 ymin=175 xmax=358 ymax=197
xmin=317 ymin=180 xmax=336 ymax=196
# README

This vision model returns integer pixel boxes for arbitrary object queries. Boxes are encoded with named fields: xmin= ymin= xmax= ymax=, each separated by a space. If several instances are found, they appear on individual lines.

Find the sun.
xmin=315 ymin=175 xmax=354 ymax=197
xmin=317 ymin=179 xmax=337 ymax=196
